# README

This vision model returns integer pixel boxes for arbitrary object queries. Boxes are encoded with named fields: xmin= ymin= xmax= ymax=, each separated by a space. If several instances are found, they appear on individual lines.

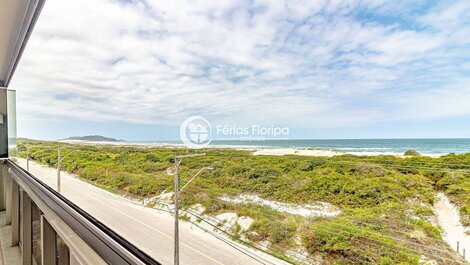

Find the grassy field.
xmin=17 ymin=139 xmax=470 ymax=264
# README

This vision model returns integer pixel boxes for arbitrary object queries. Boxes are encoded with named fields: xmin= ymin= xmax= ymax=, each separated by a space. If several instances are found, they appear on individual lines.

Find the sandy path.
xmin=434 ymin=192 xmax=470 ymax=262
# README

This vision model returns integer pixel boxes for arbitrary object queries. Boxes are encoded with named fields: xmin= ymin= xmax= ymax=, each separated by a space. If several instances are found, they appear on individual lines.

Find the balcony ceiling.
xmin=0 ymin=0 xmax=45 ymax=87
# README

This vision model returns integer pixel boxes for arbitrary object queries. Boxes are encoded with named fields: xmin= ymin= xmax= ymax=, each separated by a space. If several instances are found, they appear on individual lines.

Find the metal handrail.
xmin=5 ymin=159 xmax=161 ymax=265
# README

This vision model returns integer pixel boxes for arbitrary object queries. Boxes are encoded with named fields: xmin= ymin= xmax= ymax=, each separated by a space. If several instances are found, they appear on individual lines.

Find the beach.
xmin=60 ymin=140 xmax=445 ymax=157
xmin=252 ymin=148 xmax=342 ymax=157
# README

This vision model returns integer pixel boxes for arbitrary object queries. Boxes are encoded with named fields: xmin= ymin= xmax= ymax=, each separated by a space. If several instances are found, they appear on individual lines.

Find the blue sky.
xmin=10 ymin=0 xmax=470 ymax=140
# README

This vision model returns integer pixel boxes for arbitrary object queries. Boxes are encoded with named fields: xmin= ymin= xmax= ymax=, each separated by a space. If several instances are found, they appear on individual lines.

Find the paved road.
xmin=16 ymin=159 xmax=287 ymax=265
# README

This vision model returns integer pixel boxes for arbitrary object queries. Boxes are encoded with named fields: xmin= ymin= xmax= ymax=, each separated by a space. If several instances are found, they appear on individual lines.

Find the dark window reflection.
xmin=19 ymin=188 xmax=23 ymax=248
xmin=56 ymin=234 xmax=70 ymax=265
xmin=31 ymin=202 xmax=41 ymax=265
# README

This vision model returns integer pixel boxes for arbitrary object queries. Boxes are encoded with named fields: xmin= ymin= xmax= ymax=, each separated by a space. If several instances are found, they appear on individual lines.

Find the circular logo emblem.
xmin=180 ymin=116 xmax=212 ymax=147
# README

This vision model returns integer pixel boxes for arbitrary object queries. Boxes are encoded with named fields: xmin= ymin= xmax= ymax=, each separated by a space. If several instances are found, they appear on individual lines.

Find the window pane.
xmin=7 ymin=89 xmax=16 ymax=157
xmin=0 ymin=89 xmax=7 ymax=158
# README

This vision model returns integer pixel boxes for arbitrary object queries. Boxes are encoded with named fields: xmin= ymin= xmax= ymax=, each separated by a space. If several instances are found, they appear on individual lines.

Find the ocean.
xmin=145 ymin=139 xmax=470 ymax=156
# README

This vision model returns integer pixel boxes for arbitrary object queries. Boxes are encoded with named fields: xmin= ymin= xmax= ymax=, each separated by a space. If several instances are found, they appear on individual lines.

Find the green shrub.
xmin=17 ymin=139 xmax=469 ymax=264
xmin=354 ymin=163 xmax=385 ymax=177
xmin=404 ymin=150 xmax=421 ymax=156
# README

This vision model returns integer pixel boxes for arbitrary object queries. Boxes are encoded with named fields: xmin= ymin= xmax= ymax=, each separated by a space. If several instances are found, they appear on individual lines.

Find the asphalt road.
xmin=16 ymin=159 xmax=288 ymax=265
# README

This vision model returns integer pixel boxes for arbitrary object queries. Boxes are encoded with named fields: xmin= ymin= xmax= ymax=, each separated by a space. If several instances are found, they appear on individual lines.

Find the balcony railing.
xmin=0 ymin=159 xmax=161 ymax=265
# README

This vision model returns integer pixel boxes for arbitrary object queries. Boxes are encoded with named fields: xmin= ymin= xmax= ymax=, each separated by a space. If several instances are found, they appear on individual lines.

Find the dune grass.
xmin=17 ymin=140 xmax=470 ymax=264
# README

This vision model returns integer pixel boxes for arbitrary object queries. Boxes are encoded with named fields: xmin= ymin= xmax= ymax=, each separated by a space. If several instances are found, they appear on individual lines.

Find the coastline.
xmin=58 ymin=140 xmax=444 ymax=157
xmin=252 ymin=148 xmax=342 ymax=157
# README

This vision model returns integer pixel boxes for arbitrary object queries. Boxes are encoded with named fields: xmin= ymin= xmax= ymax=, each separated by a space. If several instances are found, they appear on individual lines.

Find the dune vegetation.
xmin=17 ymin=140 xmax=470 ymax=264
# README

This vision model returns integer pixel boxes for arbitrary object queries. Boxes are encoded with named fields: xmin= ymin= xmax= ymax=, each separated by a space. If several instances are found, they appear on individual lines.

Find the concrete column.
xmin=4 ymin=167 xmax=12 ymax=225
xmin=22 ymin=191 xmax=32 ymax=265
xmin=41 ymin=215 xmax=56 ymax=265
xmin=10 ymin=179 xmax=19 ymax=246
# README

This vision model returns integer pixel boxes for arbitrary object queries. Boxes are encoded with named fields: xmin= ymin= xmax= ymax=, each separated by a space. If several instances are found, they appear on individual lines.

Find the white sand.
xmin=59 ymin=140 xmax=443 ymax=157
xmin=252 ymin=148 xmax=445 ymax=158
xmin=433 ymin=192 xmax=470 ymax=262
xmin=220 ymin=194 xmax=341 ymax=217
xmin=252 ymin=148 xmax=342 ymax=157
xmin=237 ymin=216 xmax=254 ymax=232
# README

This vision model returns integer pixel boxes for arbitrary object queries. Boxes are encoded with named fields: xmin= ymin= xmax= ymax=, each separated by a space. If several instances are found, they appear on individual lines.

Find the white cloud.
xmin=10 ymin=0 xmax=470 ymax=131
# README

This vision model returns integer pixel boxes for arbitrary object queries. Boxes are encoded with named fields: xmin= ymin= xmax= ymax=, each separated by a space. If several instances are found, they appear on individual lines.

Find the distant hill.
xmin=62 ymin=135 xmax=124 ymax=142
xmin=17 ymin=137 xmax=42 ymax=142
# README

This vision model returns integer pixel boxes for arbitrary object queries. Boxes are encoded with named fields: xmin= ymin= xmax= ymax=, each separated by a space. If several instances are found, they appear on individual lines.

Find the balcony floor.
xmin=0 ymin=211 xmax=21 ymax=265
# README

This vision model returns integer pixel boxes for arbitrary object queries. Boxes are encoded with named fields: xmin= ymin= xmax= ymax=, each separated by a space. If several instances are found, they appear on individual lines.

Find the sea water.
xmin=144 ymin=139 xmax=470 ymax=156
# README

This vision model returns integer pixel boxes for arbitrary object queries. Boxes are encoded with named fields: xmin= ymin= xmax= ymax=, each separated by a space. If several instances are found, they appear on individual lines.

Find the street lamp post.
xmin=169 ymin=153 xmax=211 ymax=265
xmin=26 ymin=154 xmax=30 ymax=171
xmin=57 ymin=147 xmax=61 ymax=192
xmin=57 ymin=147 xmax=77 ymax=193
xmin=179 ymin=166 xmax=213 ymax=193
